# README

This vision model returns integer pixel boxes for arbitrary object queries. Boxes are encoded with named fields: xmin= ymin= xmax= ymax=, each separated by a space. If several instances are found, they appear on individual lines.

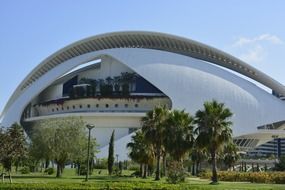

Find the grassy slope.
xmin=0 ymin=169 xmax=284 ymax=190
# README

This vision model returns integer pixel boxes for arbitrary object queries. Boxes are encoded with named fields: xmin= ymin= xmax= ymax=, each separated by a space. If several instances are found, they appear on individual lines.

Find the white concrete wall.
xmin=92 ymin=127 xmax=129 ymax=148
xmin=30 ymin=97 xmax=170 ymax=118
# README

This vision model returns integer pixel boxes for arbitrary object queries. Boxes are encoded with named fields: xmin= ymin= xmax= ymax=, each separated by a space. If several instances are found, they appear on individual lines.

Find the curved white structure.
xmin=1 ymin=31 xmax=285 ymax=159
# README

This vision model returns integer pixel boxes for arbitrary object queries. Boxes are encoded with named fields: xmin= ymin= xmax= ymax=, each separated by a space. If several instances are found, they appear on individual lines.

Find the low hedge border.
xmin=200 ymin=171 xmax=285 ymax=184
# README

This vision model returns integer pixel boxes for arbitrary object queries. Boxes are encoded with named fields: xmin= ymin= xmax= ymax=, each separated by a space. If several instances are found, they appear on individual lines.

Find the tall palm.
xmin=191 ymin=146 xmax=208 ymax=176
xmin=223 ymin=142 xmax=240 ymax=171
xmin=141 ymin=106 xmax=169 ymax=180
xmin=195 ymin=100 xmax=233 ymax=184
xmin=164 ymin=110 xmax=194 ymax=162
xmin=127 ymin=131 xmax=154 ymax=178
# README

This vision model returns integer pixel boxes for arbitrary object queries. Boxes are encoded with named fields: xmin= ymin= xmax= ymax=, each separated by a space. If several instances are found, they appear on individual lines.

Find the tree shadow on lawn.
xmin=7 ymin=175 xmax=58 ymax=179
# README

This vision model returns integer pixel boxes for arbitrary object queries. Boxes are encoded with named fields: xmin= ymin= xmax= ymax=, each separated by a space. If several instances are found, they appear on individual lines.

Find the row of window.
xmin=51 ymin=103 xmax=139 ymax=112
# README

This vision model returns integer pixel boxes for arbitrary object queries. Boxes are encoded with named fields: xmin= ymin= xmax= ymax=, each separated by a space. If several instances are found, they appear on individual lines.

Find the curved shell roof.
xmin=3 ymin=31 xmax=285 ymax=116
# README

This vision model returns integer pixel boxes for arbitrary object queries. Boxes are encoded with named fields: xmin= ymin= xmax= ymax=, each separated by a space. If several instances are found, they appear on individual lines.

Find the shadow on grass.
xmin=6 ymin=175 xmax=58 ymax=179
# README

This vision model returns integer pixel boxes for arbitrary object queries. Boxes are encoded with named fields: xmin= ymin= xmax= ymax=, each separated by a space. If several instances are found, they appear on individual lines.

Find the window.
xmin=67 ymin=106 xmax=69 ymax=110
xmin=56 ymin=108 xmax=59 ymax=111
xmin=115 ymin=104 xmax=118 ymax=108
xmin=124 ymin=104 xmax=128 ymax=108
xmin=62 ymin=107 xmax=64 ymax=110
xmin=79 ymin=105 xmax=82 ymax=109
xmin=87 ymin=104 xmax=90 ymax=108
xmin=52 ymin=109 xmax=54 ymax=112
xmin=106 ymin=104 xmax=109 ymax=108
xmin=96 ymin=104 xmax=99 ymax=108
xmin=134 ymin=104 xmax=138 ymax=108
xmin=73 ymin=105 xmax=75 ymax=109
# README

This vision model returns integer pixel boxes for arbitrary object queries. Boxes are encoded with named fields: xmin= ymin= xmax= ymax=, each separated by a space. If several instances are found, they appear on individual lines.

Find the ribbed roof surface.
xmin=22 ymin=31 xmax=260 ymax=90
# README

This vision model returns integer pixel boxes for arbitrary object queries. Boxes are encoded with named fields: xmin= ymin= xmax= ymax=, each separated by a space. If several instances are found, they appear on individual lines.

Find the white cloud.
xmin=239 ymin=45 xmax=266 ymax=63
xmin=229 ymin=34 xmax=284 ymax=64
xmin=233 ymin=34 xmax=283 ymax=47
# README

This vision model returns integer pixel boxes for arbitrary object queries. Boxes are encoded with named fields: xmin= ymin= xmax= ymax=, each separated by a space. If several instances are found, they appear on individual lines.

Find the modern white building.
xmin=1 ymin=31 xmax=285 ymax=160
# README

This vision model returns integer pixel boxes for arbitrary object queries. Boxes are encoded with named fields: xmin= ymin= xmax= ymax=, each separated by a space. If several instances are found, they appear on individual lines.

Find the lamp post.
xmin=85 ymin=124 xmax=95 ymax=182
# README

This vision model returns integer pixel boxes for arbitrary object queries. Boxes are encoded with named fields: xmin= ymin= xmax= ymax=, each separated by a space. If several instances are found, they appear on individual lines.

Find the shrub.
xmin=200 ymin=171 xmax=285 ymax=184
xmin=130 ymin=170 xmax=141 ymax=177
xmin=128 ymin=165 xmax=140 ymax=171
xmin=274 ymin=156 xmax=285 ymax=171
xmin=44 ymin=168 xmax=54 ymax=175
xmin=78 ymin=165 xmax=92 ymax=175
xmin=94 ymin=158 xmax=108 ymax=169
xmin=20 ymin=166 xmax=30 ymax=174
xmin=166 ymin=161 xmax=187 ymax=184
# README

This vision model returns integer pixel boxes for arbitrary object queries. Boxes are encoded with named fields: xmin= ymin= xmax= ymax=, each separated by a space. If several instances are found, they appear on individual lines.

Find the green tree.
xmin=223 ymin=142 xmax=239 ymax=171
xmin=195 ymin=100 xmax=233 ymax=184
xmin=164 ymin=110 xmax=194 ymax=162
xmin=120 ymin=72 xmax=136 ymax=96
xmin=108 ymin=130 xmax=115 ymax=175
xmin=73 ymin=135 xmax=97 ymax=176
xmin=0 ymin=123 xmax=27 ymax=183
xmin=274 ymin=156 xmax=285 ymax=171
xmin=127 ymin=131 xmax=154 ymax=178
xmin=191 ymin=145 xmax=207 ymax=176
xmin=142 ymin=106 xmax=169 ymax=180
xmin=30 ymin=117 xmax=91 ymax=178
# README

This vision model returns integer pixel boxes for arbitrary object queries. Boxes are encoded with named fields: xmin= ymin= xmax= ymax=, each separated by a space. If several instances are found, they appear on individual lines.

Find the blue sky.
xmin=1 ymin=0 xmax=285 ymax=114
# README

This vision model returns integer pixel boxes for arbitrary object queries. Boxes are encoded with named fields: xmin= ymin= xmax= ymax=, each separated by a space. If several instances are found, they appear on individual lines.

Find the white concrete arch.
xmin=3 ymin=31 xmax=285 ymax=121
xmin=2 ymin=48 xmax=285 ymax=139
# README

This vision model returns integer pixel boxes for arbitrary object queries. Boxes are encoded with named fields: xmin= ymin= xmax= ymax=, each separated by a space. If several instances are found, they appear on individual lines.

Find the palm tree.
xmin=164 ymin=110 xmax=194 ymax=162
xmin=127 ymin=131 xmax=154 ymax=178
xmin=195 ymin=100 xmax=233 ymax=184
xmin=113 ymin=76 xmax=121 ymax=94
xmin=120 ymin=72 xmax=137 ymax=95
xmin=191 ymin=146 xmax=208 ymax=176
xmin=141 ymin=106 xmax=169 ymax=180
xmin=223 ymin=142 xmax=239 ymax=171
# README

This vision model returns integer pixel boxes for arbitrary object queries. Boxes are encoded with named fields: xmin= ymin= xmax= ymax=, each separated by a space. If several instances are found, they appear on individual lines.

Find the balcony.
xmin=23 ymin=96 xmax=171 ymax=120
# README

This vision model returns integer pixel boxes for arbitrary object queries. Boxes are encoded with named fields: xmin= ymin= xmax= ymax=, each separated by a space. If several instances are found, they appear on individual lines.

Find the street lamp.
xmin=85 ymin=124 xmax=95 ymax=182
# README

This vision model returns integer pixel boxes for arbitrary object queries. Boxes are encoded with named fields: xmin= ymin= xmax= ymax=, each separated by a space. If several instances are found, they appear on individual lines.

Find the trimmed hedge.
xmin=0 ymin=182 xmax=197 ymax=190
xmin=0 ymin=180 xmax=284 ymax=190
xmin=200 ymin=171 xmax=285 ymax=184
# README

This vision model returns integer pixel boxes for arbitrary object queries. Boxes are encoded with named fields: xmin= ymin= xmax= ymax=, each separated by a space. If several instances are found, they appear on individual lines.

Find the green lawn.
xmin=0 ymin=169 xmax=284 ymax=190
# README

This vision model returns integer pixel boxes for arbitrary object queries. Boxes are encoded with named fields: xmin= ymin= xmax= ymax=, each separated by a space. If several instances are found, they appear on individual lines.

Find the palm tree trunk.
xmin=211 ymin=150 xmax=218 ymax=183
xmin=155 ymin=146 xmax=161 ymax=180
xmin=143 ymin=164 xmax=148 ymax=178
xmin=196 ymin=161 xmax=199 ymax=175
xmin=162 ymin=154 xmax=166 ymax=177
xmin=191 ymin=162 xmax=195 ymax=176
xmin=139 ymin=164 xmax=143 ymax=177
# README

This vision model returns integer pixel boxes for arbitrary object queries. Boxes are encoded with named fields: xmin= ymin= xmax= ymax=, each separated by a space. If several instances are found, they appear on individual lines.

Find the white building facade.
xmin=1 ymin=31 xmax=285 ymax=159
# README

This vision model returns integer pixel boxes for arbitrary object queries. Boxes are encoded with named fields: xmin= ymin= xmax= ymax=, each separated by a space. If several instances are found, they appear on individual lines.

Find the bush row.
xmin=0 ymin=182 xmax=204 ymax=190
xmin=200 ymin=171 xmax=285 ymax=184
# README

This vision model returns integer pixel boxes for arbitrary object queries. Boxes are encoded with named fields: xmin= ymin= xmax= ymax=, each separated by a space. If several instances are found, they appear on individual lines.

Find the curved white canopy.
xmin=2 ymin=31 xmax=285 ymax=119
